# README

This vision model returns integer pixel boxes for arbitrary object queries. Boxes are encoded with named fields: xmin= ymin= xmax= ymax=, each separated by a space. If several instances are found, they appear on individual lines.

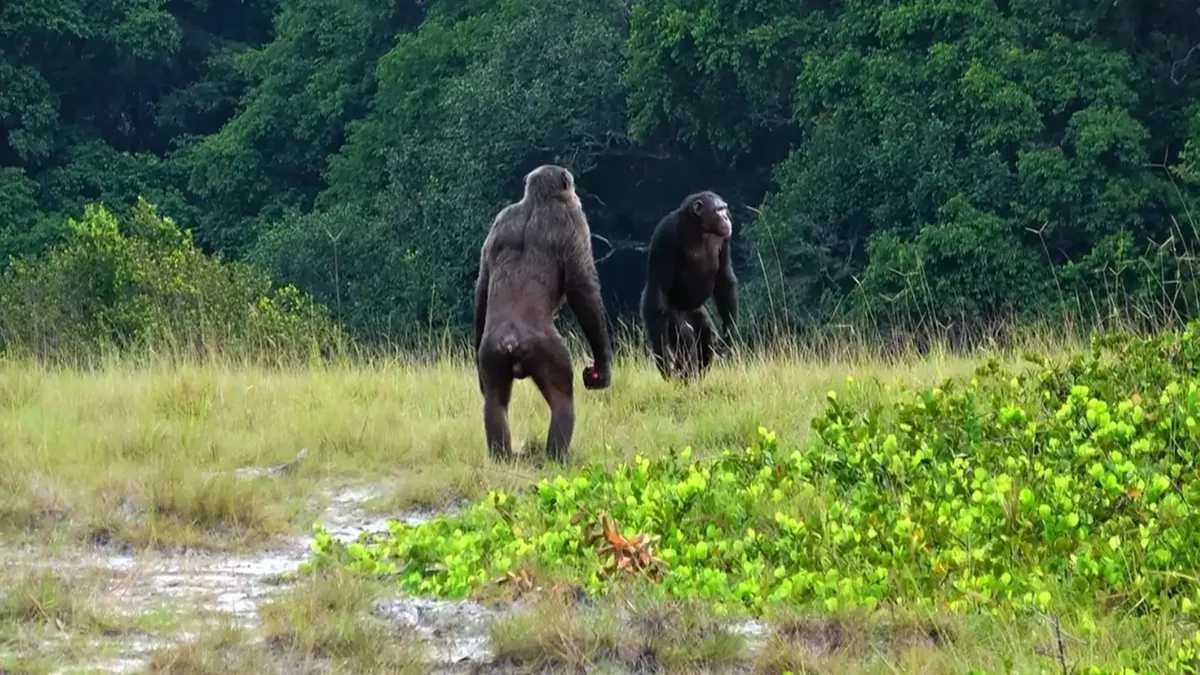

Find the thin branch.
xmin=1172 ymin=44 xmax=1200 ymax=84
xmin=1171 ymin=10 xmax=1200 ymax=85
xmin=592 ymin=232 xmax=648 ymax=265
xmin=323 ymin=226 xmax=345 ymax=323
xmin=1033 ymin=608 xmax=1086 ymax=675
xmin=591 ymin=232 xmax=614 ymax=253
xmin=577 ymin=130 xmax=674 ymax=161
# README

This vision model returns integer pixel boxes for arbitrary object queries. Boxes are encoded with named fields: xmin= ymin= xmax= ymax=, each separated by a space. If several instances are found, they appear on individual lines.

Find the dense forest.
xmin=2 ymin=0 xmax=1200 ymax=351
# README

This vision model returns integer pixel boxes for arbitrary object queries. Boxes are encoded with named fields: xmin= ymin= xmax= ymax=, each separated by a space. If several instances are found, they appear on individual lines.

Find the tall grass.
xmin=0 ymin=318 xmax=1082 ymax=552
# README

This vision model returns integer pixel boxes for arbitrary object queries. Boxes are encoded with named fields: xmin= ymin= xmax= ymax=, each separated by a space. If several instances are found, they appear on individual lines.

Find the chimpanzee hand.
xmin=718 ymin=325 xmax=740 ymax=356
xmin=582 ymin=363 xmax=611 ymax=390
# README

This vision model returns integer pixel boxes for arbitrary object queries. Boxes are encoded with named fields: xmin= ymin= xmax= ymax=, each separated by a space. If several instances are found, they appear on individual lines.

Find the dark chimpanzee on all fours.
xmin=639 ymin=191 xmax=738 ymax=380
xmin=473 ymin=164 xmax=613 ymax=463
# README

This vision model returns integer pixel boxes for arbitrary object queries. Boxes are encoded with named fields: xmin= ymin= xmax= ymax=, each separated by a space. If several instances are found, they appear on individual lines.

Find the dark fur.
xmin=474 ymin=165 xmax=612 ymax=462
xmin=639 ymin=191 xmax=738 ymax=380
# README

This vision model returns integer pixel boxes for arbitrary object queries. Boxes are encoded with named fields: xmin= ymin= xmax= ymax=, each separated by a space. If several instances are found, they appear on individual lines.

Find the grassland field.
xmin=0 ymin=330 xmax=1193 ymax=674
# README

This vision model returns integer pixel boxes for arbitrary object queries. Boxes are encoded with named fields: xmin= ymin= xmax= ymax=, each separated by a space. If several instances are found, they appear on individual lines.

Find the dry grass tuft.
xmin=488 ymin=591 xmax=748 ymax=674
xmin=0 ymin=568 xmax=152 ymax=672
xmin=0 ymin=568 xmax=126 ymax=635
xmin=146 ymin=622 xmax=273 ymax=675
xmin=259 ymin=567 xmax=429 ymax=673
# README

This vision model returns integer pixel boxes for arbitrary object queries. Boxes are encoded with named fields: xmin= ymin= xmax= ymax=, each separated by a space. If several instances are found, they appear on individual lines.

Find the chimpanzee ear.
xmin=692 ymin=199 xmax=704 ymax=215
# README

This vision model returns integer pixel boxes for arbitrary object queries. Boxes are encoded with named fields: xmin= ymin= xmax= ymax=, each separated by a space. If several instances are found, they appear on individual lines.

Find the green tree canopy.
xmin=2 ymin=0 xmax=1198 ymax=348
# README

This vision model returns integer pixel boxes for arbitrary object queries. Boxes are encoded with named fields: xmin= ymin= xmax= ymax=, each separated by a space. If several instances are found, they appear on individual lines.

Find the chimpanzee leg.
xmin=529 ymin=334 xmax=576 ymax=463
xmin=478 ymin=350 xmax=515 ymax=460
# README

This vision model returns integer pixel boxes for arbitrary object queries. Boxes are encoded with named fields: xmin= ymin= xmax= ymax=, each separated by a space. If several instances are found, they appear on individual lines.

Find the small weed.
xmin=0 ymin=569 xmax=121 ymax=634
xmin=0 ymin=569 xmax=143 ymax=670
xmin=259 ymin=567 xmax=429 ymax=673
xmin=133 ymin=471 xmax=292 ymax=550
xmin=489 ymin=597 xmax=620 ymax=670
xmin=618 ymin=595 xmax=748 ymax=672
xmin=0 ymin=655 xmax=54 ymax=675
xmin=489 ymin=593 xmax=748 ymax=673
xmin=146 ymin=621 xmax=273 ymax=674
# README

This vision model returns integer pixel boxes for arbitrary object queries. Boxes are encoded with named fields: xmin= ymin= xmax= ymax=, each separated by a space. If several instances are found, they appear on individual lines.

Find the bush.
xmin=0 ymin=198 xmax=346 ymax=362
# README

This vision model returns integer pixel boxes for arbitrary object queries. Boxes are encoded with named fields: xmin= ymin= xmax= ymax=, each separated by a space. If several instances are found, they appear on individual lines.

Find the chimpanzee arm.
xmin=714 ymin=238 xmax=738 ymax=338
xmin=642 ymin=224 xmax=676 ymax=320
xmin=473 ymin=251 xmax=489 ymax=354
xmin=563 ymin=230 xmax=612 ymax=370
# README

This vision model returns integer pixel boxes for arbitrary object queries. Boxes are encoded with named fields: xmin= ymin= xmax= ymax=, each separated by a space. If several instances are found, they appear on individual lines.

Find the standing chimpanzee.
xmin=639 ymin=191 xmax=738 ymax=380
xmin=474 ymin=164 xmax=613 ymax=463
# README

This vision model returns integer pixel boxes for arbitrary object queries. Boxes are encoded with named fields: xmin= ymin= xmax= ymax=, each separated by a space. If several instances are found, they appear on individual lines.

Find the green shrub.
xmin=0 ymin=198 xmax=346 ymax=363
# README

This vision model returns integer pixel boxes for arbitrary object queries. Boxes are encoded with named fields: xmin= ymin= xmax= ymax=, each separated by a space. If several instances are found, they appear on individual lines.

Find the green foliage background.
xmin=3 ymin=0 xmax=1200 ymax=347
xmin=0 ymin=199 xmax=344 ymax=361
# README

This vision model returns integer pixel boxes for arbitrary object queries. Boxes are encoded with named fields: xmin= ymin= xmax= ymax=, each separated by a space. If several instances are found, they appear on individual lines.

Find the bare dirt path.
xmin=3 ymin=484 xmax=505 ymax=674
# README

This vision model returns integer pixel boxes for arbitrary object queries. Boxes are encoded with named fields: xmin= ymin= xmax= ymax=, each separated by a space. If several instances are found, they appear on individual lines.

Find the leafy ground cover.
xmin=307 ymin=322 xmax=1200 ymax=672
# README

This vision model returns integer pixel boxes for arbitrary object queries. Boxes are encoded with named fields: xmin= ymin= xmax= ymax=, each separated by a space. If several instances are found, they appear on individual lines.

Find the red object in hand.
xmin=583 ymin=365 xmax=608 ymax=389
